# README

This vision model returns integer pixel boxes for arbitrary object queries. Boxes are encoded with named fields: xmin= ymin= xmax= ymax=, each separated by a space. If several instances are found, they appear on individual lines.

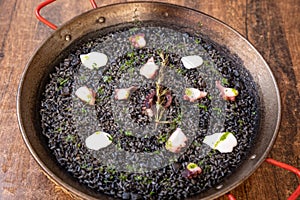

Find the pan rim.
xmin=17 ymin=1 xmax=281 ymax=199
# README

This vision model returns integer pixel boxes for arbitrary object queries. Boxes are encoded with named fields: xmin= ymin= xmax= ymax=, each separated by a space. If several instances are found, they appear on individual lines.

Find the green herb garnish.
xmin=103 ymin=75 xmax=112 ymax=83
xmin=124 ymin=130 xmax=133 ymax=136
xmin=198 ymin=103 xmax=208 ymax=111
xmin=212 ymin=107 xmax=222 ymax=113
xmin=221 ymin=78 xmax=229 ymax=85
xmin=214 ymin=132 xmax=232 ymax=148
xmin=59 ymin=78 xmax=69 ymax=86
xmin=97 ymin=87 xmax=104 ymax=94
xmin=119 ymin=173 xmax=127 ymax=181
xmin=65 ymin=134 xmax=75 ymax=142
xmin=134 ymin=175 xmax=143 ymax=181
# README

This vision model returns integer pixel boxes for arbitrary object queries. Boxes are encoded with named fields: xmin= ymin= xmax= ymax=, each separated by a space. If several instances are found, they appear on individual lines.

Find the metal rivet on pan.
xmin=164 ymin=12 xmax=169 ymax=17
xmin=97 ymin=17 xmax=105 ymax=23
xmin=250 ymin=154 xmax=257 ymax=160
xmin=216 ymin=185 xmax=223 ymax=190
xmin=65 ymin=34 xmax=71 ymax=41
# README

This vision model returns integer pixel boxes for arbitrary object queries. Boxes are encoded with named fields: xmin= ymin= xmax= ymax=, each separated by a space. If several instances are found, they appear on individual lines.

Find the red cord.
xmin=226 ymin=193 xmax=236 ymax=200
xmin=89 ymin=0 xmax=98 ymax=8
xmin=265 ymin=158 xmax=300 ymax=200
xmin=35 ymin=0 xmax=57 ymax=30
xmin=265 ymin=158 xmax=300 ymax=178
xmin=35 ymin=0 xmax=98 ymax=30
xmin=226 ymin=158 xmax=300 ymax=200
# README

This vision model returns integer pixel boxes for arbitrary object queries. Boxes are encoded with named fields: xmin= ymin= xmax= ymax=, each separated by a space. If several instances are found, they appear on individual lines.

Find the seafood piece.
xmin=80 ymin=52 xmax=108 ymax=69
xmin=114 ymin=86 xmax=138 ymax=100
xmin=182 ymin=163 xmax=202 ymax=179
xmin=203 ymin=132 xmax=237 ymax=153
xmin=129 ymin=33 xmax=146 ymax=48
xmin=181 ymin=55 xmax=203 ymax=69
xmin=183 ymin=88 xmax=207 ymax=102
xmin=85 ymin=131 xmax=113 ymax=150
xmin=216 ymin=81 xmax=239 ymax=101
xmin=75 ymin=86 xmax=96 ymax=105
xmin=165 ymin=128 xmax=188 ymax=153
xmin=140 ymin=57 xmax=159 ymax=79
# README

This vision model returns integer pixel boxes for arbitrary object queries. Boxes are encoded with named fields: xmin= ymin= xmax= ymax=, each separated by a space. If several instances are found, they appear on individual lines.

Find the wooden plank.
xmin=0 ymin=0 xmax=71 ymax=199
xmin=244 ymin=0 xmax=300 ymax=199
xmin=0 ymin=0 xmax=17 ymax=104
xmin=276 ymin=0 xmax=300 ymax=95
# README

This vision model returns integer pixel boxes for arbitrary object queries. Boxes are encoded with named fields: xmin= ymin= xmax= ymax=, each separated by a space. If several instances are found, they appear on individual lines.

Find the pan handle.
xmin=90 ymin=0 xmax=98 ymax=8
xmin=35 ymin=0 xmax=98 ymax=30
xmin=226 ymin=158 xmax=300 ymax=200
xmin=225 ymin=193 xmax=236 ymax=200
xmin=265 ymin=158 xmax=300 ymax=200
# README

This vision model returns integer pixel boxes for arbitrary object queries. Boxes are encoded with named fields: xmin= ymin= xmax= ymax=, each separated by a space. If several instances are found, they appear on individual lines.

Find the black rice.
xmin=40 ymin=25 xmax=259 ymax=199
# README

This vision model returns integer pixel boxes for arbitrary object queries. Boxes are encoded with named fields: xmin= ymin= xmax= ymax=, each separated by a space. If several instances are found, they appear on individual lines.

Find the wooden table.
xmin=0 ymin=0 xmax=299 ymax=199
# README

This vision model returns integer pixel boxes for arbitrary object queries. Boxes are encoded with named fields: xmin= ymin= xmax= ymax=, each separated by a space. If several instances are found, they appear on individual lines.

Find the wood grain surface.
xmin=0 ymin=0 xmax=299 ymax=199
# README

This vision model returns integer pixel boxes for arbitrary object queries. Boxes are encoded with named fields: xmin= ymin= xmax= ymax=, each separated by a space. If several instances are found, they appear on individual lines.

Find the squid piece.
xmin=85 ymin=131 xmax=113 ymax=150
xmin=181 ymin=55 xmax=204 ymax=69
xmin=183 ymin=88 xmax=207 ymax=102
xmin=203 ymin=132 xmax=237 ymax=153
xmin=163 ymin=91 xmax=173 ymax=108
xmin=80 ymin=52 xmax=108 ymax=69
xmin=144 ymin=90 xmax=172 ymax=109
xmin=139 ymin=57 xmax=159 ymax=79
xmin=143 ymin=89 xmax=172 ymax=117
xmin=129 ymin=33 xmax=146 ymax=48
xmin=75 ymin=86 xmax=96 ymax=105
xmin=114 ymin=86 xmax=138 ymax=100
xmin=165 ymin=128 xmax=188 ymax=153
xmin=182 ymin=163 xmax=202 ymax=179
xmin=216 ymin=81 xmax=239 ymax=101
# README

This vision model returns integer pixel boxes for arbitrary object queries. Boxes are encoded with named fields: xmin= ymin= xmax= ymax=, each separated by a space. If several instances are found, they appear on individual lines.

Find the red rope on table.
xmin=89 ymin=0 xmax=98 ymax=8
xmin=226 ymin=158 xmax=300 ymax=200
xmin=35 ymin=0 xmax=98 ymax=30
xmin=226 ymin=193 xmax=236 ymax=200
xmin=35 ymin=0 xmax=57 ymax=30
xmin=265 ymin=158 xmax=300 ymax=200
xmin=265 ymin=158 xmax=300 ymax=179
